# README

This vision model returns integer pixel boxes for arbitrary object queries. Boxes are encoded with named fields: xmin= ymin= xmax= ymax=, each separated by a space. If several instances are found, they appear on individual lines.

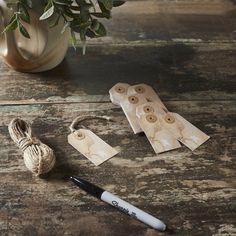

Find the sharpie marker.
xmin=70 ymin=176 xmax=166 ymax=231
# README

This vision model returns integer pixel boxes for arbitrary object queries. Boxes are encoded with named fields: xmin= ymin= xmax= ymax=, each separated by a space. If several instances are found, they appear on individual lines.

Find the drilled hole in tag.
xmin=115 ymin=86 xmax=126 ymax=94
xmin=128 ymin=96 xmax=139 ymax=104
xmin=143 ymin=105 xmax=154 ymax=113
xmin=75 ymin=130 xmax=85 ymax=140
xmin=146 ymin=114 xmax=157 ymax=123
xmin=165 ymin=114 xmax=175 ymax=124
xmin=135 ymin=86 xmax=145 ymax=94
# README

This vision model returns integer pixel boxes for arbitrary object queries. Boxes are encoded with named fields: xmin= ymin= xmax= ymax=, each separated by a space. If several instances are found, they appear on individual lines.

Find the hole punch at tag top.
xmin=135 ymin=85 xmax=145 ymax=94
xmin=74 ymin=130 xmax=85 ymax=140
xmin=128 ymin=95 xmax=139 ymax=104
xmin=146 ymin=114 xmax=158 ymax=123
xmin=143 ymin=105 xmax=154 ymax=113
xmin=121 ymin=94 xmax=148 ymax=134
xmin=115 ymin=85 xmax=126 ymax=94
xmin=164 ymin=114 xmax=175 ymax=124
xmin=136 ymin=102 xmax=182 ymax=153
xmin=109 ymin=83 xmax=131 ymax=105
xmin=127 ymin=83 xmax=167 ymax=110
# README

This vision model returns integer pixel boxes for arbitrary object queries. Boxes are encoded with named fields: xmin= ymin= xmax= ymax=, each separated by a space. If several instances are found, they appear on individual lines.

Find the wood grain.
xmin=107 ymin=0 xmax=236 ymax=42
xmin=0 ymin=44 xmax=236 ymax=103
xmin=0 ymin=101 xmax=235 ymax=235
xmin=0 ymin=0 xmax=236 ymax=235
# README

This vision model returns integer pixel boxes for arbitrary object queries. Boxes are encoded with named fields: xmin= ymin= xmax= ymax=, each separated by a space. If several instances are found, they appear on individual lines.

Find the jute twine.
xmin=8 ymin=118 xmax=56 ymax=175
xmin=69 ymin=115 xmax=112 ymax=132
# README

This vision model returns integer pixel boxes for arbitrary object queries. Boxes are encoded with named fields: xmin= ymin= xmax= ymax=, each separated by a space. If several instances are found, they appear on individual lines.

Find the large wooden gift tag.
xmin=68 ymin=129 xmax=118 ymax=166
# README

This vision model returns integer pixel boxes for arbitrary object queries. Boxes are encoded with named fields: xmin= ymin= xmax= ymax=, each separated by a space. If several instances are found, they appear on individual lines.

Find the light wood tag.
xmin=127 ymin=83 xmax=167 ymax=111
xmin=160 ymin=112 xmax=210 ymax=151
xmin=68 ymin=129 xmax=119 ymax=166
xmin=110 ymin=83 xmax=147 ymax=134
xmin=120 ymin=94 xmax=148 ymax=134
xmin=136 ymin=102 xmax=181 ymax=153
xmin=137 ymin=102 xmax=210 ymax=151
xmin=109 ymin=83 xmax=130 ymax=105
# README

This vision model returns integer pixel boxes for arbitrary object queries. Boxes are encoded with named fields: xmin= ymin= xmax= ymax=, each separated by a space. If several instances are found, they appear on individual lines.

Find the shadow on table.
xmin=38 ymin=43 xmax=196 ymax=98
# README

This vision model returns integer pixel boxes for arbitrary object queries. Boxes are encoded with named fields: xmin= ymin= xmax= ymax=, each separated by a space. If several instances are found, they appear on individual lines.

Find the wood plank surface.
xmin=107 ymin=0 xmax=236 ymax=42
xmin=0 ymin=44 xmax=236 ymax=103
xmin=0 ymin=0 xmax=236 ymax=235
xmin=0 ymin=101 xmax=235 ymax=235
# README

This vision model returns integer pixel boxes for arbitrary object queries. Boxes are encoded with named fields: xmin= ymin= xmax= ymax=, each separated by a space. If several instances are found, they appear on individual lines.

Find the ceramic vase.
xmin=0 ymin=0 xmax=70 ymax=72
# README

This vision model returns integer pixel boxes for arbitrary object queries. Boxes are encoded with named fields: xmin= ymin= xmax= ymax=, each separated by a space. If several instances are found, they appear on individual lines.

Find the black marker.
xmin=70 ymin=176 xmax=166 ymax=231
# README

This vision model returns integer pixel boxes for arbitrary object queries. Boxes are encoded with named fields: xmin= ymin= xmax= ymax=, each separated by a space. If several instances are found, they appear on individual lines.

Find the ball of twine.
xmin=8 ymin=118 xmax=56 ymax=175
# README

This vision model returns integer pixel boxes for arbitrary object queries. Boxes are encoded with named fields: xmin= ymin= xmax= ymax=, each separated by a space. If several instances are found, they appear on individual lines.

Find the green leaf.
xmin=97 ymin=1 xmax=112 ymax=19
xmin=80 ymin=30 xmax=86 ymax=42
xmin=61 ymin=21 xmax=70 ymax=34
xmin=4 ymin=0 xmax=124 ymax=51
xmin=3 ymin=15 xmax=17 ymax=33
xmin=63 ymin=7 xmax=74 ymax=17
xmin=91 ymin=12 xmax=111 ymax=19
xmin=95 ymin=22 xmax=106 ymax=37
xmin=53 ymin=0 xmax=71 ymax=6
xmin=70 ymin=21 xmax=91 ymax=33
xmin=75 ymin=0 xmax=86 ymax=6
xmin=86 ymin=28 xmax=96 ymax=38
xmin=44 ymin=0 xmax=53 ymax=11
xmin=19 ymin=4 xmax=30 ymax=23
xmin=113 ymin=0 xmax=125 ymax=7
xmin=86 ymin=22 xmax=106 ymax=38
xmin=91 ymin=19 xmax=99 ymax=31
xmin=80 ymin=9 xmax=90 ymax=22
xmin=98 ymin=0 xmax=113 ymax=10
xmin=70 ymin=5 xmax=80 ymax=11
xmin=18 ymin=22 xmax=30 ymax=38
xmin=70 ymin=30 xmax=77 ymax=50
xmin=40 ymin=5 xmax=55 ymax=20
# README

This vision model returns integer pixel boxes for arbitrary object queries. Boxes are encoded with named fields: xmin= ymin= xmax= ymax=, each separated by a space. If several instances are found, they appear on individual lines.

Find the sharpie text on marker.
xmin=70 ymin=176 xmax=166 ymax=231
xmin=111 ymin=200 xmax=138 ymax=219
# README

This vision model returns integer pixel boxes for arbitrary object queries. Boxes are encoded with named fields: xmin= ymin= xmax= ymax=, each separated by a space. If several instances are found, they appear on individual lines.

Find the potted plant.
xmin=0 ymin=0 xmax=125 ymax=72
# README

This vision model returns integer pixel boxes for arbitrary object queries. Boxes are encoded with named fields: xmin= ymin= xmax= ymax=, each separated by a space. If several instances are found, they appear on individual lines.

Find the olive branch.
xmin=3 ymin=0 xmax=125 ymax=53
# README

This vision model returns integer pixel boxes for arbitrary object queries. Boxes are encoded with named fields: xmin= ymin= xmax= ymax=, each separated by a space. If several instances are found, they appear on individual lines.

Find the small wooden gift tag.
xmin=109 ymin=83 xmax=130 ymax=105
xmin=160 ymin=112 xmax=210 ymax=151
xmin=127 ymin=83 xmax=167 ymax=111
xmin=68 ymin=129 xmax=118 ymax=166
xmin=136 ymin=102 xmax=181 ymax=153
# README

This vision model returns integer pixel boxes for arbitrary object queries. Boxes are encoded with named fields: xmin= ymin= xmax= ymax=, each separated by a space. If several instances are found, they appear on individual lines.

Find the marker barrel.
xmin=101 ymin=191 xmax=166 ymax=231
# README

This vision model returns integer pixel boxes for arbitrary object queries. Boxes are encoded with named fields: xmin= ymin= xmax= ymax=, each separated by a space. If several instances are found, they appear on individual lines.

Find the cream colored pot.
xmin=0 ymin=0 xmax=70 ymax=72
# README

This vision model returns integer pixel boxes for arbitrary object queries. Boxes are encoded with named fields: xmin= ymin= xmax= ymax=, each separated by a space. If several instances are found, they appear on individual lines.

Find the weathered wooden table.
xmin=0 ymin=1 xmax=236 ymax=235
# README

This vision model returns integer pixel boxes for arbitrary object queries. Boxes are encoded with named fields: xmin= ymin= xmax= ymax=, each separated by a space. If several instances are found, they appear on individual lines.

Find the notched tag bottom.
xmin=68 ymin=129 xmax=119 ymax=166
xmin=136 ymin=102 xmax=210 ymax=153
xmin=137 ymin=112 xmax=181 ymax=153
xmin=164 ymin=113 xmax=210 ymax=151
